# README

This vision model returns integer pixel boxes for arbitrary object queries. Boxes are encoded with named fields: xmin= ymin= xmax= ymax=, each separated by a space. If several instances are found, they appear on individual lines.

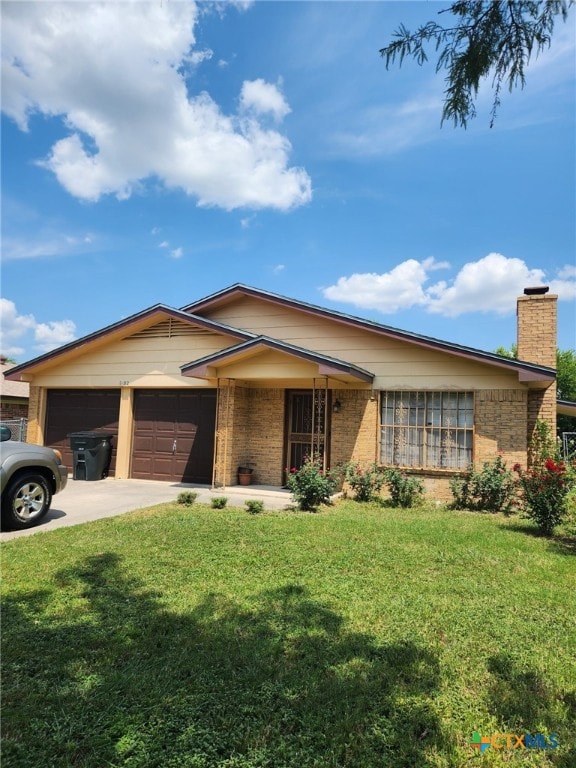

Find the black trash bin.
xmin=68 ymin=432 xmax=113 ymax=481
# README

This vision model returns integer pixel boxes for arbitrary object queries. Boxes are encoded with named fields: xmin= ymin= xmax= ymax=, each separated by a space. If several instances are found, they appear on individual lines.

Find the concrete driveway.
xmin=1 ymin=478 xmax=293 ymax=541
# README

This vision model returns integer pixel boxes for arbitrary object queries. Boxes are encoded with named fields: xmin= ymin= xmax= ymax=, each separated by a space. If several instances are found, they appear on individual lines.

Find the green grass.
xmin=2 ymin=501 xmax=575 ymax=768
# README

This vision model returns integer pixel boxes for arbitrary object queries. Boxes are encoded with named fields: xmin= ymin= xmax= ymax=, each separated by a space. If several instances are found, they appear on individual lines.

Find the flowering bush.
xmin=383 ymin=468 xmax=424 ymax=508
xmin=343 ymin=461 xmax=386 ymax=502
xmin=449 ymin=455 xmax=516 ymax=513
xmin=285 ymin=456 xmax=338 ymax=511
xmin=512 ymin=419 xmax=576 ymax=535
xmin=513 ymin=457 xmax=575 ymax=535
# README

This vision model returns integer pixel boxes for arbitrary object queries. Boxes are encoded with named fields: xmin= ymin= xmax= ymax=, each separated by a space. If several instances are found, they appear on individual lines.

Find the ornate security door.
xmin=285 ymin=387 xmax=330 ymax=472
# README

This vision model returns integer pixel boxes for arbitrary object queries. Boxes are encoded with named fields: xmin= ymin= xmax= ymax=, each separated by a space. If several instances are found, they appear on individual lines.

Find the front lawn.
xmin=2 ymin=501 xmax=575 ymax=767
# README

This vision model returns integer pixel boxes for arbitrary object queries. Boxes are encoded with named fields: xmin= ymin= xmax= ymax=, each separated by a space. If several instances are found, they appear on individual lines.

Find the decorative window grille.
xmin=380 ymin=391 xmax=473 ymax=469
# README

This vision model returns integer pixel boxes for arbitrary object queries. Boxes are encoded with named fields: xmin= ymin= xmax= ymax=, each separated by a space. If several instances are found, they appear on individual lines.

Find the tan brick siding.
xmin=474 ymin=389 xmax=528 ymax=468
xmin=517 ymin=294 xmax=557 ymax=369
xmin=233 ymin=387 xmax=285 ymax=486
xmin=25 ymin=386 xmax=42 ymax=444
xmin=213 ymin=384 xmax=285 ymax=486
xmin=516 ymin=293 xmax=557 ymax=453
xmin=526 ymin=386 xmax=557 ymax=451
xmin=330 ymin=390 xmax=378 ymax=468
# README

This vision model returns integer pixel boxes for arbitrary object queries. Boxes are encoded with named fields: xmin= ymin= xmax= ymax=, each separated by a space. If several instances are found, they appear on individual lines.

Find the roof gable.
xmin=181 ymin=336 xmax=374 ymax=383
xmin=183 ymin=284 xmax=555 ymax=385
xmin=5 ymin=305 xmax=254 ymax=380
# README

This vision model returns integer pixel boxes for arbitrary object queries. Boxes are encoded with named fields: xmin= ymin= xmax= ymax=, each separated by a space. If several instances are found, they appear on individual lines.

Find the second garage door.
xmin=45 ymin=389 xmax=120 ymax=475
xmin=132 ymin=389 xmax=216 ymax=483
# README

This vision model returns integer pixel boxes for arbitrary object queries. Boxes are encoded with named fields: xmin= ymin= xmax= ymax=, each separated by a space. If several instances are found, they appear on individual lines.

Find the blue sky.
xmin=2 ymin=0 xmax=575 ymax=363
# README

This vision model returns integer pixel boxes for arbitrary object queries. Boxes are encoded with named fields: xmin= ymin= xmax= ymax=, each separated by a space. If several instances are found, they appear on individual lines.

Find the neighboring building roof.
xmin=1 ymin=361 xmax=30 ymax=398
xmin=181 ymin=336 xmax=375 ymax=382
xmin=558 ymin=399 xmax=576 ymax=418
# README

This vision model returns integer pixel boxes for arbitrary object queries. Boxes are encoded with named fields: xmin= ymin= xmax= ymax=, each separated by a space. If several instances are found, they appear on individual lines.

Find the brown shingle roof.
xmin=1 ymin=363 xmax=30 ymax=399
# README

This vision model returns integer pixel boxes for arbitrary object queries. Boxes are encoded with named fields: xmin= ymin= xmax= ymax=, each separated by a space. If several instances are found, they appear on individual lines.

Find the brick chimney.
xmin=517 ymin=286 xmax=557 ymax=444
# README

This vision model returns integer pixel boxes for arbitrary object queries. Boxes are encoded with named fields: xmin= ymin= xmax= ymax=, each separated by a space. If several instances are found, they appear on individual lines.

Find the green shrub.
xmin=210 ymin=497 xmax=228 ymax=509
xmin=383 ymin=468 xmax=424 ymax=508
xmin=513 ymin=420 xmax=576 ymax=535
xmin=449 ymin=455 xmax=516 ymax=513
xmin=343 ymin=461 xmax=386 ymax=502
xmin=285 ymin=456 xmax=338 ymax=511
xmin=514 ymin=458 xmax=575 ymax=535
xmin=176 ymin=491 xmax=198 ymax=506
xmin=245 ymin=500 xmax=265 ymax=514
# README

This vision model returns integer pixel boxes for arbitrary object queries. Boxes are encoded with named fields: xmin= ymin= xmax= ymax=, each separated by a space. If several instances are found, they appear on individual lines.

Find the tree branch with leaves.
xmin=380 ymin=1 xmax=574 ymax=127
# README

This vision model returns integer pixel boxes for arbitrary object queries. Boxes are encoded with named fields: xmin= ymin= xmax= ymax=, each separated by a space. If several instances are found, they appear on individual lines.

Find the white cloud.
xmin=1 ymin=2 xmax=311 ymax=211
xmin=0 ymin=299 xmax=36 ymax=357
xmin=170 ymin=247 xmax=184 ymax=259
xmin=425 ymin=253 xmax=546 ymax=316
xmin=323 ymin=257 xmax=448 ymax=313
xmin=273 ymin=264 xmax=286 ymax=274
xmin=159 ymin=241 xmax=170 ymax=249
xmin=557 ymin=264 xmax=576 ymax=280
xmin=331 ymin=93 xmax=445 ymax=157
xmin=3 ymin=232 xmax=95 ymax=261
xmin=240 ymin=79 xmax=291 ymax=121
xmin=34 ymin=320 xmax=77 ymax=352
xmin=322 ymin=253 xmax=576 ymax=317
xmin=0 ymin=299 xmax=76 ymax=357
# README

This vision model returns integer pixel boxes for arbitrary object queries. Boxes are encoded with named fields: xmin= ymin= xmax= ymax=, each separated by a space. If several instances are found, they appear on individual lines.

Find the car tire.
xmin=1 ymin=473 xmax=52 ymax=531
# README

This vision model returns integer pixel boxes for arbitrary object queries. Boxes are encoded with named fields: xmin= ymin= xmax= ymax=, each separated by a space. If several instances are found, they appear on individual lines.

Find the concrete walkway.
xmin=1 ymin=478 xmax=294 ymax=541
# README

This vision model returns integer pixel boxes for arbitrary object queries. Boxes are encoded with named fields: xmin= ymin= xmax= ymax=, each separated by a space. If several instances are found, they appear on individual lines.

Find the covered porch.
xmin=180 ymin=336 xmax=375 ymax=487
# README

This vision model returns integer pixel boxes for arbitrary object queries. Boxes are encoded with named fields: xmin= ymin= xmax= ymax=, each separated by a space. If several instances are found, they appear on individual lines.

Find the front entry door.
xmin=285 ymin=389 xmax=330 ymax=472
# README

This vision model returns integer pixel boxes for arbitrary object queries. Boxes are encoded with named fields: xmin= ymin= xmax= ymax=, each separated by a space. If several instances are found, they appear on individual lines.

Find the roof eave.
xmin=181 ymin=284 xmax=554 ymax=379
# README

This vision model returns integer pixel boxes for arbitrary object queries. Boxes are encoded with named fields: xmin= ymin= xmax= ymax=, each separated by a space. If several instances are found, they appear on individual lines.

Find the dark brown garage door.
xmin=45 ymin=389 xmax=121 ymax=475
xmin=132 ymin=389 xmax=216 ymax=483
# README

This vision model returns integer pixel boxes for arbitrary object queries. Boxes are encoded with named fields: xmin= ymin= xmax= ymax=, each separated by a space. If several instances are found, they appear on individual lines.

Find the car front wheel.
xmin=1 ymin=474 xmax=52 ymax=530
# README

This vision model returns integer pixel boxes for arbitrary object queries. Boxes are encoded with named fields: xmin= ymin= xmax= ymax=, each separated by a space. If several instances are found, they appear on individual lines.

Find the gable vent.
xmin=128 ymin=319 xmax=214 ymax=340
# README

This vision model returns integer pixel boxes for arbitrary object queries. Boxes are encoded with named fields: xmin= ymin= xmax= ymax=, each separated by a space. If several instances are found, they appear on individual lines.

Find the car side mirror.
xmin=0 ymin=426 xmax=12 ymax=442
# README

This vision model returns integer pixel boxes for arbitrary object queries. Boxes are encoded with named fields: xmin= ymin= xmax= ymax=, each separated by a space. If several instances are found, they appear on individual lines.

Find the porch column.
xmin=114 ymin=387 xmax=134 ymax=479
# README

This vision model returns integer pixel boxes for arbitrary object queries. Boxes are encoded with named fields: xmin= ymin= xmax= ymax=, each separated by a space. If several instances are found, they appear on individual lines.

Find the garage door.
xmin=45 ymin=389 xmax=121 ymax=475
xmin=132 ymin=389 xmax=216 ymax=483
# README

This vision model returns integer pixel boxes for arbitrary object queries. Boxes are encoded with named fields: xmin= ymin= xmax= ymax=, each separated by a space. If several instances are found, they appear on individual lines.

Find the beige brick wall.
xmin=213 ymin=381 xmax=237 ymax=486
xmin=475 ymin=389 xmax=528 ymax=468
xmin=233 ymin=387 xmax=285 ymax=486
xmin=517 ymin=292 xmax=558 ymax=451
xmin=527 ymin=385 xmax=558 ymax=451
xmin=330 ymin=390 xmax=378 ymax=468
xmin=213 ymin=384 xmax=285 ymax=486
xmin=332 ymin=387 xmax=534 ymax=503
xmin=517 ymin=294 xmax=557 ymax=369
xmin=25 ymin=386 xmax=43 ymax=444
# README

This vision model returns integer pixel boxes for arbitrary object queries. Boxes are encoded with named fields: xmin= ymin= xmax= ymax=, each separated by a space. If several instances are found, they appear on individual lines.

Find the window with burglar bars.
xmin=380 ymin=391 xmax=473 ymax=469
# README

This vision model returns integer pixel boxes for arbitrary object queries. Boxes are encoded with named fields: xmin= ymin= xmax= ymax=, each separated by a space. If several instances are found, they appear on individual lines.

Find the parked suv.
xmin=0 ymin=431 xmax=68 ymax=530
